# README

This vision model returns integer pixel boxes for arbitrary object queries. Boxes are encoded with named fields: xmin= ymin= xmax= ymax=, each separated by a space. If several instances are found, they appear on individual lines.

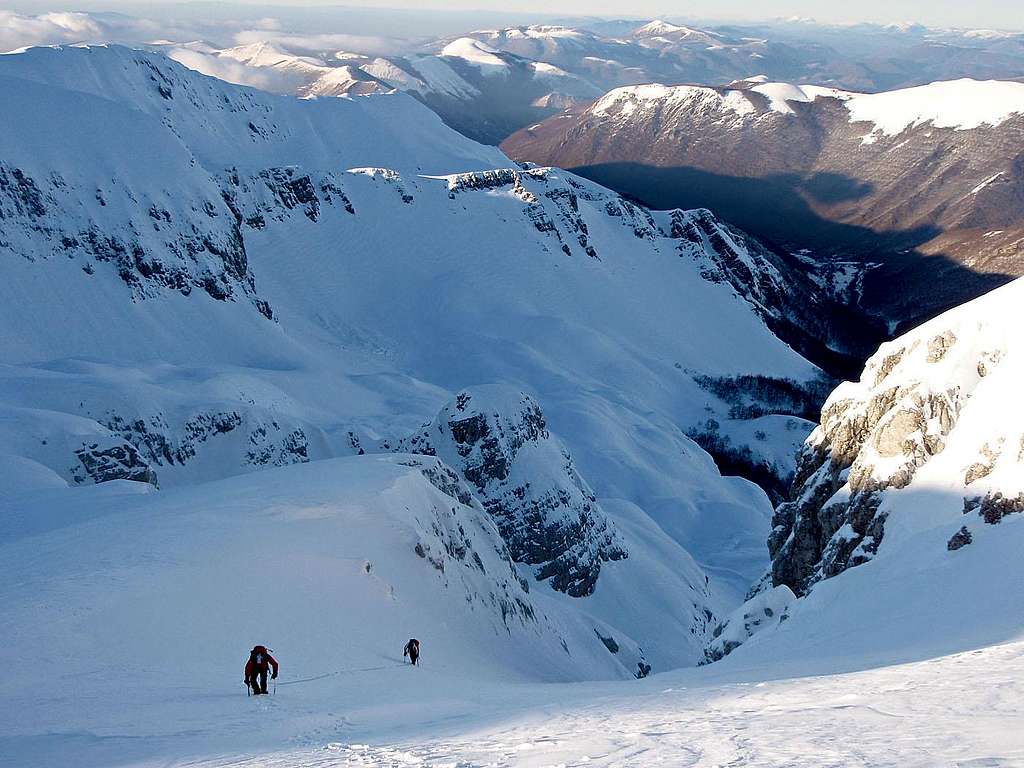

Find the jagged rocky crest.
xmin=389 ymin=386 xmax=627 ymax=597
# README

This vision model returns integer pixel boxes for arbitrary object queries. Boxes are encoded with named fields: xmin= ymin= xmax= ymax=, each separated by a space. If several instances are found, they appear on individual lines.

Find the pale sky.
xmin=5 ymin=0 xmax=1024 ymax=30
xmin=268 ymin=0 xmax=1024 ymax=29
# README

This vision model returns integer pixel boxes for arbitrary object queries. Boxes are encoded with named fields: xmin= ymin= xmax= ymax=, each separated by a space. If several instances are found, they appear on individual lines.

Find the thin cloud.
xmin=232 ymin=30 xmax=408 ymax=57
xmin=166 ymin=47 xmax=309 ymax=93
xmin=0 ymin=11 xmax=106 ymax=51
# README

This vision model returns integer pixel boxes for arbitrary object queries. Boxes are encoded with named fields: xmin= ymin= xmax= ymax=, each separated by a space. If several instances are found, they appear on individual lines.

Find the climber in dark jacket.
xmin=403 ymin=638 xmax=420 ymax=666
xmin=245 ymin=645 xmax=278 ymax=694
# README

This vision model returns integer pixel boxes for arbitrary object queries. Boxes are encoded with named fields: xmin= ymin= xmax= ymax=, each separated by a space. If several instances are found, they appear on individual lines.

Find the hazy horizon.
xmin=3 ymin=0 xmax=1023 ymax=34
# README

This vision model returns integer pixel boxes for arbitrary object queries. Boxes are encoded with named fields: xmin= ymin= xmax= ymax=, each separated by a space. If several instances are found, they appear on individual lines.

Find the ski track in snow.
xmin=183 ymin=643 xmax=1024 ymax=768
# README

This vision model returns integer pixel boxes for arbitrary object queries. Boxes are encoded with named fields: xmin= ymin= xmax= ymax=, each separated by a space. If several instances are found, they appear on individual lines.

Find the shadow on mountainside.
xmin=568 ymin=161 xmax=1015 ymax=333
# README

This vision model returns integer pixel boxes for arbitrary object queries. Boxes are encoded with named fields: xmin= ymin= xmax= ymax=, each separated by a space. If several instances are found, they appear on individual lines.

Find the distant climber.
xmin=403 ymin=638 xmax=420 ymax=666
xmin=245 ymin=645 xmax=278 ymax=694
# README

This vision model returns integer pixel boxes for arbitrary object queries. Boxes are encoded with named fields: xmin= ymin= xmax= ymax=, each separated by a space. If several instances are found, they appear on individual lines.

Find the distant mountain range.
xmin=503 ymin=77 xmax=1024 ymax=332
xmin=155 ymin=19 xmax=1024 ymax=144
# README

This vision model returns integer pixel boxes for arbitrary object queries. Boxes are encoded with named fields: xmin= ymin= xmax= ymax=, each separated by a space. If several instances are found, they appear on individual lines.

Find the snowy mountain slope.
xmin=0 ymin=455 xmax=663 ymax=764
xmin=707 ymin=276 xmax=1024 ymax=662
xmin=505 ymin=76 xmax=1024 ymax=329
xmin=0 ymin=44 xmax=838 ymax=687
xmin=2 ymin=39 xmax=1024 ymax=768
xmin=196 ymin=641 xmax=1024 ymax=768
xmin=771 ymin=276 xmax=1024 ymax=593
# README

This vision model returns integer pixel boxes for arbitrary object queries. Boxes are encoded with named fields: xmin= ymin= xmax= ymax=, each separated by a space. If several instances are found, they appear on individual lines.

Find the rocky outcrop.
xmin=400 ymin=455 xmax=539 ymax=629
xmin=769 ymin=357 xmax=962 ymax=593
xmin=101 ymin=409 xmax=312 ymax=476
xmin=72 ymin=438 xmax=158 ymax=487
xmin=392 ymin=386 xmax=627 ymax=597
xmin=220 ymin=166 xmax=355 ymax=228
xmin=703 ymin=584 xmax=795 ymax=663
xmin=947 ymin=526 xmax=973 ymax=551
xmin=768 ymin=279 xmax=1024 ymax=595
xmin=0 ymin=160 xmax=269 ymax=315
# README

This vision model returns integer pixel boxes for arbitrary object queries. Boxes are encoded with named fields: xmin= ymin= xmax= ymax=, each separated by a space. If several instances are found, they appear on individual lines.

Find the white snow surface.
xmin=590 ymin=80 xmax=852 ymax=119
xmin=0 ymin=42 xmax=820 ymax=719
xmin=845 ymin=78 xmax=1024 ymax=135
xmin=589 ymin=76 xmax=1024 ymax=138
xmin=3 ymin=43 xmax=1024 ymax=768
xmin=439 ymin=37 xmax=509 ymax=74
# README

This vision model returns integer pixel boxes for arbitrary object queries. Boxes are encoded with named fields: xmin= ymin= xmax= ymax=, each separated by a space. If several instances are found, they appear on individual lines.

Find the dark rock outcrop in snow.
xmin=72 ymin=439 xmax=158 ymax=487
xmin=395 ymin=387 xmax=627 ymax=597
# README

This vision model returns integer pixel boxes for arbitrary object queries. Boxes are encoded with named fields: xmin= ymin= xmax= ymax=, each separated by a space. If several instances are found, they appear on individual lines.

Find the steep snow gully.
xmin=1 ymin=44 xmax=1024 ymax=768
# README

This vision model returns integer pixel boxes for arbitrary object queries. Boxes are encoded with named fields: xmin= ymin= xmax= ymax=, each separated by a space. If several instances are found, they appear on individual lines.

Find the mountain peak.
xmin=633 ymin=20 xmax=686 ymax=36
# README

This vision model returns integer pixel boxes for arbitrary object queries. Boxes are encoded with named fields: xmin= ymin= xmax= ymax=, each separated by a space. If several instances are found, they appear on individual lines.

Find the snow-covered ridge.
xmin=440 ymin=37 xmax=510 ymax=73
xmin=589 ymin=80 xmax=853 ymax=119
xmin=634 ymin=20 xmax=688 ymax=36
xmin=589 ymin=77 xmax=1024 ymax=134
xmin=845 ymin=78 xmax=1024 ymax=136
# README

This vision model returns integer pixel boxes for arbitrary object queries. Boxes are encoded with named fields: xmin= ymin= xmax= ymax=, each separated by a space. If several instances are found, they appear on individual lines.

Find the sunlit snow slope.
xmin=0 ymin=43 xmax=832 ymax=687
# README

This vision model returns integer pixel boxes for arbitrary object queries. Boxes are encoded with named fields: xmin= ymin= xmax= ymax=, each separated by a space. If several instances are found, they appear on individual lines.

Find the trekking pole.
xmin=245 ymin=681 xmax=250 ymax=697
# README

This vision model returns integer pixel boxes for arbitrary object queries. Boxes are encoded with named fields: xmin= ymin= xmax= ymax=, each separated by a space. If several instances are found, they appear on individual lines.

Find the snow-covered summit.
xmin=440 ymin=37 xmax=511 ymax=73
xmin=588 ymin=76 xmax=1024 ymax=135
xmin=589 ymin=79 xmax=852 ymax=119
xmin=631 ymin=20 xmax=722 ymax=43
xmin=633 ymin=20 xmax=687 ymax=36
xmin=845 ymin=78 xmax=1024 ymax=136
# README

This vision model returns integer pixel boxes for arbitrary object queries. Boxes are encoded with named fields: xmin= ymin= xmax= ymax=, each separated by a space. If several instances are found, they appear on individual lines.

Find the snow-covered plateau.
xmin=2 ymin=44 xmax=1023 ymax=767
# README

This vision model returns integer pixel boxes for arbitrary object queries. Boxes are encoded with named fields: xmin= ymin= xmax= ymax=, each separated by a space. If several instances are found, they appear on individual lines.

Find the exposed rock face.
xmin=947 ymin=526 xmax=973 ymax=551
xmin=399 ymin=455 xmax=539 ymax=629
xmin=394 ymin=386 xmax=627 ymax=597
xmin=0 ymin=159 xmax=267 ymax=314
xmin=975 ymin=492 xmax=1024 ymax=525
xmin=73 ymin=439 xmax=158 ymax=487
xmin=768 ymin=278 xmax=1024 ymax=595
